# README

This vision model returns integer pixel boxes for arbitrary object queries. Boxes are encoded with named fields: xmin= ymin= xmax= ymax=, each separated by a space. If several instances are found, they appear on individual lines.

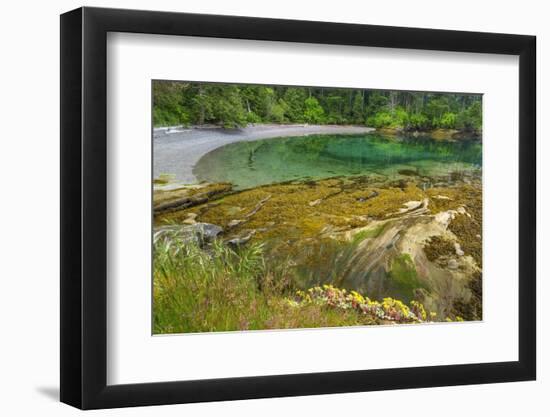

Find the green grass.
xmin=153 ymin=230 xmax=437 ymax=333
xmin=153 ymin=234 xmax=372 ymax=334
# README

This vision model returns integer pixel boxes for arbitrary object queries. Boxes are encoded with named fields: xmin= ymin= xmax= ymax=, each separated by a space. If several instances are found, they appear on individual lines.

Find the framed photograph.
xmin=60 ymin=6 xmax=536 ymax=409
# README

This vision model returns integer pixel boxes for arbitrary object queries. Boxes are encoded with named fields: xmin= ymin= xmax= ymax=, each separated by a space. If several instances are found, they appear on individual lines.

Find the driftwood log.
xmin=154 ymin=184 xmax=232 ymax=214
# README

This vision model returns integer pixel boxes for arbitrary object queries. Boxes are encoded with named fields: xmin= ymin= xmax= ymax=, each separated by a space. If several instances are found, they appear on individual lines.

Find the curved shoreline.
xmin=153 ymin=124 xmax=375 ymax=184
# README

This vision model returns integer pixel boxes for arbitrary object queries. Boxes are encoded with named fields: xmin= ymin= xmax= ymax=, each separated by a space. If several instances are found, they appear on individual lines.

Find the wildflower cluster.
xmin=290 ymin=285 xmax=430 ymax=324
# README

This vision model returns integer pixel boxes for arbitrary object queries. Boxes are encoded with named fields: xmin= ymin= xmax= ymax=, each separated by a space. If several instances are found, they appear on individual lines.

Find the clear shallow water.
xmin=193 ymin=133 xmax=482 ymax=189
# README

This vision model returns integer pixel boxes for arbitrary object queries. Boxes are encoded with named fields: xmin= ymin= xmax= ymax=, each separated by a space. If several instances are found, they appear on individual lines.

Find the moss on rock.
xmin=424 ymin=236 xmax=457 ymax=262
xmin=388 ymin=254 xmax=427 ymax=303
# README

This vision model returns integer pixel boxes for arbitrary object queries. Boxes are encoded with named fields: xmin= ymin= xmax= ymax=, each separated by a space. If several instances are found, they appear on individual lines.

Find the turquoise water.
xmin=193 ymin=133 xmax=482 ymax=189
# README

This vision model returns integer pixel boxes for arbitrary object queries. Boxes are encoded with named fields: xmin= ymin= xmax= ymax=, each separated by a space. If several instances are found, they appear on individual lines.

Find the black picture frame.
xmin=60 ymin=6 xmax=536 ymax=410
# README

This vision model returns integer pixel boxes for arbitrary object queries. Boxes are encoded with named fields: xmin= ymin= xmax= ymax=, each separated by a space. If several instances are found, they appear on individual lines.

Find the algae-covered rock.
xmin=154 ymin=175 xmax=482 ymax=320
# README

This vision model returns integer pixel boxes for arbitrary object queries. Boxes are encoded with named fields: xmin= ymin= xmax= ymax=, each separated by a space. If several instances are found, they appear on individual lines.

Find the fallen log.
xmin=154 ymin=184 xmax=232 ymax=214
xmin=154 ymin=195 xmax=208 ymax=213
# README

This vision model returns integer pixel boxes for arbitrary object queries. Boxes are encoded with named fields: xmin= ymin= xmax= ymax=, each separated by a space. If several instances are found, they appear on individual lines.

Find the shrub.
xmin=393 ymin=107 xmax=409 ymax=127
xmin=246 ymin=111 xmax=262 ymax=124
xmin=408 ymin=113 xmax=430 ymax=130
xmin=439 ymin=112 xmax=458 ymax=129
xmin=153 ymin=106 xmax=190 ymax=127
xmin=303 ymin=97 xmax=326 ymax=124
xmin=368 ymin=108 xmax=408 ymax=129
xmin=368 ymin=111 xmax=394 ymax=128
xmin=270 ymin=101 xmax=287 ymax=123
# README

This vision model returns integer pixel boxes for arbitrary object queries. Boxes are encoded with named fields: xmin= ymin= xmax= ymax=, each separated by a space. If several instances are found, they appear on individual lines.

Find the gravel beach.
xmin=153 ymin=124 xmax=375 ymax=183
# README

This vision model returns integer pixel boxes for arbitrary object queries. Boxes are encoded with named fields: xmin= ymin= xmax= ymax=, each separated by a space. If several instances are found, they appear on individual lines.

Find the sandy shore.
xmin=153 ymin=124 xmax=375 ymax=183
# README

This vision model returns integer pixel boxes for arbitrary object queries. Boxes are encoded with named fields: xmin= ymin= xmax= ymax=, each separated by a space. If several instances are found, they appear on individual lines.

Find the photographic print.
xmin=152 ymin=81 xmax=482 ymax=334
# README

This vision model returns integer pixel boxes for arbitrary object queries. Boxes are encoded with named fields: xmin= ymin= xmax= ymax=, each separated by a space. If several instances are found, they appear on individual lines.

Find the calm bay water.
xmin=193 ymin=133 xmax=482 ymax=189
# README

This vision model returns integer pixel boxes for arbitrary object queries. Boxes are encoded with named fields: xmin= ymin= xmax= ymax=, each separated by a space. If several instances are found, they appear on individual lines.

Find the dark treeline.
xmin=153 ymin=81 xmax=482 ymax=132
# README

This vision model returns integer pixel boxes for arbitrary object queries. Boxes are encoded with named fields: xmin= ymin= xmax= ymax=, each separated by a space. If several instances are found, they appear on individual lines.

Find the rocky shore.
xmin=154 ymin=173 xmax=482 ymax=321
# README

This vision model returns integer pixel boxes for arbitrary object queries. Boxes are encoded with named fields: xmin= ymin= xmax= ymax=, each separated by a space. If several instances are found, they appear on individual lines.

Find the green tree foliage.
xmin=282 ymin=88 xmax=307 ymax=122
xmin=209 ymin=85 xmax=247 ymax=128
xmin=303 ymin=97 xmax=325 ymax=124
xmin=440 ymin=112 xmax=457 ymax=129
xmin=152 ymin=81 xmax=482 ymax=132
xmin=152 ymin=81 xmax=191 ymax=126
xmin=456 ymin=101 xmax=482 ymax=131
xmin=351 ymin=92 xmax=364 ymax=123
xmin=368 ymin=111 xmax=393 ymax=128
xmin=408 ymin=113 xmax=430 ymax=130
xmin=270 ymin=100 xmax=287 ymax=123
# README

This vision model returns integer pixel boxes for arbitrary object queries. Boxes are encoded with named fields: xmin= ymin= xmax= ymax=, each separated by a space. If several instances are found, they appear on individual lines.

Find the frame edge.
xmin=60 ymin=7 xmax=84 ymax=409
xmin=518 ymin=34 xmax=537 ymax=380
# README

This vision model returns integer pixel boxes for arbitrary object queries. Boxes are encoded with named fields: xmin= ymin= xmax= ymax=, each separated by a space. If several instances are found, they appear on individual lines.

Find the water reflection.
xmin=193 ymin=133 xmax=482 ymax=189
